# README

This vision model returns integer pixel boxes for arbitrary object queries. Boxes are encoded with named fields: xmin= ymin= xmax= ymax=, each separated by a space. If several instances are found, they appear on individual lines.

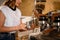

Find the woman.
xmin=0 ymin=0 xmax=27 ymax=40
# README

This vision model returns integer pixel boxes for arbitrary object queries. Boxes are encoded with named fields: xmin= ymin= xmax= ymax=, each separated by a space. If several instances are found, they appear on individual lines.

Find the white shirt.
xmin=0 ymin=6 xmax=21 ymax=33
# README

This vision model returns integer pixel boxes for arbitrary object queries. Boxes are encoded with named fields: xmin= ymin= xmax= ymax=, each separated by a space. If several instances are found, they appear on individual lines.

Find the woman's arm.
xmin=0 ymin=10 xmax=20 ymax=32
xmin=0 ymin=10 xmax=27 ymax=32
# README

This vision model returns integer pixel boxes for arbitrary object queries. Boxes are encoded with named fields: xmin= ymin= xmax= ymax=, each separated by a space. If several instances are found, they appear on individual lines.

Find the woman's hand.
xmin=17 ymin=23 xmax=27 ymax=31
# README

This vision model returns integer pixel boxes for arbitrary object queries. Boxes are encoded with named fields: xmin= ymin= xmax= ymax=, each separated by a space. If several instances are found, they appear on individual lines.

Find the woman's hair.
xmin=3 ymin=0 xmax=16 ymax=5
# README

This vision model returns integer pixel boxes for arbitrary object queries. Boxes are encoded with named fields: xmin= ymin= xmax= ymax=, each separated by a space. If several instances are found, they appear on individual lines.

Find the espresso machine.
xmin=38 ymin=11 xmax=60 ymax=35
xmin=52 ymin=13 xmax=60 ymax=32
xmin=30 ymin=11 xmax=60 ymax=40
xmin=38 ymin=14 xmax=48 ymax=32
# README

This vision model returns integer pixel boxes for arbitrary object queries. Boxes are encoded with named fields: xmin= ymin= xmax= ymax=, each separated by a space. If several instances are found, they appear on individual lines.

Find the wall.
xmin=43 ymin=0 xmax=60 ymax=14
xmin=19 ymin=0 xmax=34 ymax=16
xmin=0 ymin=0 xmax=5 ymax=6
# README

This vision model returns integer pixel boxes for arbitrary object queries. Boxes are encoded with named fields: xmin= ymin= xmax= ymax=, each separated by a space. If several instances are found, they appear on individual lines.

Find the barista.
xmin=0 ymin=0 xmax=27 ymax=40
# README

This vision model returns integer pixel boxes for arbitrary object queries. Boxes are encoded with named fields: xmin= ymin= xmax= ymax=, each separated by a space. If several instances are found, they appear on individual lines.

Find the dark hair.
xmin=4 ymin=0 xmax=16 ymax=5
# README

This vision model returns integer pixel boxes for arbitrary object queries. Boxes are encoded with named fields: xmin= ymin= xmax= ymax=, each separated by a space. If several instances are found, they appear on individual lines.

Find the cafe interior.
xmin=0 ymin=0 xmax=60 ymax=40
